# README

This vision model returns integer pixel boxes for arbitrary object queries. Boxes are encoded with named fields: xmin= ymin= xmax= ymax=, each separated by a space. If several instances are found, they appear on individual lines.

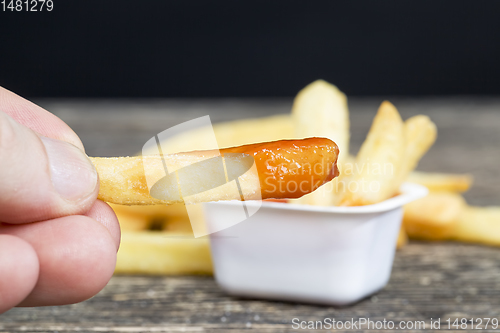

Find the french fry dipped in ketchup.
xmin=91 ymin=138 xmax=339 ymax=205
xmin=221 ymin=138 xmax=339 ymax=199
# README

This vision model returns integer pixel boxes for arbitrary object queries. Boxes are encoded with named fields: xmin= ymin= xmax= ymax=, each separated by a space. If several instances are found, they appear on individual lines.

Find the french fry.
xmin=397 ymin=115 xmax=437 ymax=186
xmin=452 ymin=206 xmax=500 ymax=246
xmin=338 ymin=101 xmax=405 ymax=206
xmin=110 ymin=204 xmax=203 ymax=275
xmin=115 ymin=231 xmax=213 ymax=275
xmin=403 ymin=192 xmax=466 ymax=240
xmin=292 ymin=80 xmax=350 ymax=162
xmin=92 ymin=155 xmax=186 ymax=205
xmin=291 ymin=80 xmax=350 ymax=206
xmin=92 ymin=138 xmax=339 ymax=205
xmin=407 ymin=171 xmax=473 ymax=193
xmin=91 ymin=152 xmax=259 ymax=205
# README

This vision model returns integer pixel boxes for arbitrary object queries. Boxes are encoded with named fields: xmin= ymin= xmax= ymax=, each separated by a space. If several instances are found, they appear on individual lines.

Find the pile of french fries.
xmin=112 ymin=80 xmax=499 ymax=275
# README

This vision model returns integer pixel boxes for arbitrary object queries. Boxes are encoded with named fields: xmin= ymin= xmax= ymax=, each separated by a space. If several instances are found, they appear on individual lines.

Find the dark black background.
xmin=1 ymin=1 xmax=500 ymax=98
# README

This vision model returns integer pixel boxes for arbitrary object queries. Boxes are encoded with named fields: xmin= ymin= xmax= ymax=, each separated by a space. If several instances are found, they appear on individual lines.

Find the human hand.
xmin=0 ymin=87 xmax=120 ymax=313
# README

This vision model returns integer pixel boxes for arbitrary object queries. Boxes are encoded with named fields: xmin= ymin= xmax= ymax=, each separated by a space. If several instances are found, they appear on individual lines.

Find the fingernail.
xmin=40 ymin=136 xmax=98 ymax=201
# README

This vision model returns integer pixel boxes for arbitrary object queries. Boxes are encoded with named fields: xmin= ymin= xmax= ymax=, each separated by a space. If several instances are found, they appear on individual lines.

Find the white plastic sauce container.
xmin=204 ymin=183 xmax=428 ymax=306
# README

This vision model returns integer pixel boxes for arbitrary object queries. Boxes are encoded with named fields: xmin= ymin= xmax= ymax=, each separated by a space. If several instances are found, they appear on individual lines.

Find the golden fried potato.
xmin=292 ymin=80 xmax=350 ymax=163
xmin=397 ymin=115 xmax=437 ymax=185
xmin=93 ymin=156 xmax=170 ymax=205
xmin=452 ymin=206 xmax=500 ymax=246
xmin=92 ymin=138 xmax=339 ymax=205
xmin=408 ymin=171 xmax=473 ymax=193
xmin=115 ymin=231 xmax=213 ymax=275
xmin=91 ymin=153 xmax=260 ymax=205
xmin=403 ymin=192 xmax=466 ymax=240
xmin=338 ymin=101 xmax=405 ymax=206
xmin=291 ymin=80 xmax=350 ymax=206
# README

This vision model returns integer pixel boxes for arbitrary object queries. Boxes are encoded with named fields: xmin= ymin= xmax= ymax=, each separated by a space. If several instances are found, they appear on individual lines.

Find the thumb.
xmin=0 ymin=111 xmax=99 ymax=223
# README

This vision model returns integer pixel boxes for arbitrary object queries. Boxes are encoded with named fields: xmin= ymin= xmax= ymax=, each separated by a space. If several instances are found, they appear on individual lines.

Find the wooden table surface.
xmin=1 ymin=98 xmax=500 ymax=332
